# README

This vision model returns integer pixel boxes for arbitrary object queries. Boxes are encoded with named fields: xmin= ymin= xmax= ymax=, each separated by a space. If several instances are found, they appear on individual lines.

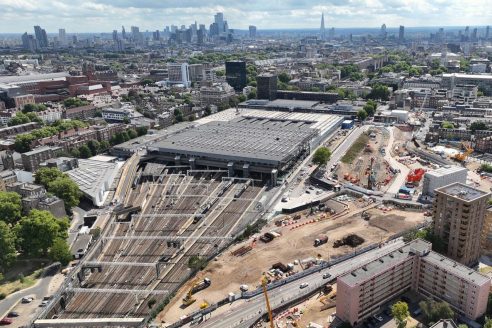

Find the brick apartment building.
xmin=433 ymin=183 xmax=490 ymax=266
xmin=337 ymin=239 xmax=490 ymax=326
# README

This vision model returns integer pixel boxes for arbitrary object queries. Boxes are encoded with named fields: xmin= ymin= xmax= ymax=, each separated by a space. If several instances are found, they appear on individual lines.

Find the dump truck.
xmin=314 ymin=234 xmax=328 ymax=247
xmin=191 ymin=278 xmax=211 ymax=294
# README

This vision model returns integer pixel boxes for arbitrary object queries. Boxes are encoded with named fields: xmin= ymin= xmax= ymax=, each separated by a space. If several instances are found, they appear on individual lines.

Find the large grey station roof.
xmin=155 ymin=117 xmax=316 ymax=165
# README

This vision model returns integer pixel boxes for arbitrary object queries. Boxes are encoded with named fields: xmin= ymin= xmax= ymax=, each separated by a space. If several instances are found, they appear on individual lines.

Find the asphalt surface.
xmin=195 ymin=238 xmax=405 ymax=328
xmin=326 ymin=126 xmax=367 ymax=169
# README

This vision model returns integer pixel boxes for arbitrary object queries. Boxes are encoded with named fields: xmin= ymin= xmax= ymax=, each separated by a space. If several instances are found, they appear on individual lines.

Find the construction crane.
xmin=452 ymin=142 xmax=473 ymax=162
xmin=261 ymin=274 xmax=274 ymax=328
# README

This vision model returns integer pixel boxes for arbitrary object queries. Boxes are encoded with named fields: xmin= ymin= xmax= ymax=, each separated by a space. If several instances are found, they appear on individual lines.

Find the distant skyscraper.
xmin=34 ymin=25 xmax=48 ymax=48
xmin=21 ymin=32 xmax=38 ymax=52
xmin=256 ymin=74 xmax=277 ymax=100
xmin=153 ymin=30 xmax=160 ymax=41
xmin=58 ymin=29 xmax=66 ymax=45
xmin=320 ymin=13 xmax=326 ymax=40
xmin=121 ymin=26 xmax=126 ymax=39
xmin=112 ymin=30 xmax=118 ymax=42
xmin=398 ymin=25 xmax=405 ymax=42
xmin=380 ymin=24 xmax=387 ymax=39
xmin=487 ymin=26 xmax=490 ymax=40
xmin=472 ymin=28 xmax=478 ymax=41
xmin=249 ymin=25 xmax=257 ymax=39
xmin=329 ymin=27 xmax=335 ymax=40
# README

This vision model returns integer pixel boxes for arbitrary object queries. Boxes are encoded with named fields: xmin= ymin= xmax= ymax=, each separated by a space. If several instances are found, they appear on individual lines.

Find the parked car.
xmin=6 ymin=313 xmax=18 ymax=318
xmin=373 ymin=314 xmax=383 ymax=322
xmin=21 ymin=297 xmax=33 ymax=304
xmin=322 ymin=273 xmax=331 ymax=279
xmin=0 ymin=318 xmax=12 ymax=325
xmin=299 ymin=282 xmax=309 ymax=289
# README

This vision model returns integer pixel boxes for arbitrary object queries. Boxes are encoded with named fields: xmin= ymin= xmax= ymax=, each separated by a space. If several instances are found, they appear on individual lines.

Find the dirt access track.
xmin=158 ymin=201 xmax=426 ymax=324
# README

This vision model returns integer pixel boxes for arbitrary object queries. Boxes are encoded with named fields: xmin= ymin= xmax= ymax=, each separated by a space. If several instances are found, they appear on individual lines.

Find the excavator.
xmin=182 ymin=278 xmax=199 ymax=307
xmin=452 ymin=142 xmax=473 ymax=163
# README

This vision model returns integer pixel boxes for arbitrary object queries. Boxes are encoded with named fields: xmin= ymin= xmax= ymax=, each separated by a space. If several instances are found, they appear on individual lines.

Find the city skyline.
xmin=0 ymin=0 xmax=491 ymax=33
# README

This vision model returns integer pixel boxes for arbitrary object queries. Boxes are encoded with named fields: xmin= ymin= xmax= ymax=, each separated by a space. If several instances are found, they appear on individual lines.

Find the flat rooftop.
xmin=426 ymin=165 xmax=468 ymax=178
xmin=341 ymin=239 xmax=431 ymax=287
xmin=155 ymin=118 xmax=315 ymax=165
xmin=435 ymin=182 xmax=489 ymax=202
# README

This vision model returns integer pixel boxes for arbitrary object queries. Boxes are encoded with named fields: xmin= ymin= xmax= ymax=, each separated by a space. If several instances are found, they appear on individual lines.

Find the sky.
xmin=0 ymin=0 xmax=491 ymax=33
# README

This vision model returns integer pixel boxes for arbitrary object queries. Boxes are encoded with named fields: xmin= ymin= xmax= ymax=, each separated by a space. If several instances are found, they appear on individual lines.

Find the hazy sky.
xmin=0 ymin=0 xmax=491 ymax=33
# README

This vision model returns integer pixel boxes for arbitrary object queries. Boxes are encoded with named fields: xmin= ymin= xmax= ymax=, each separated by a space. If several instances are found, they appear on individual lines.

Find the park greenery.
xmin=312 ymin=147 xmax=332 ymax=166
xmin=8 ymin=112 xmax=42 ymax=127
xmin=63 ymin=97 xmax=90 ymax=109
xmin=341 ymin=133 xmax=370 ymax=164
xmin=441 ymin=121 xmax=455 ymax=129
xmin=366 ymin=84 xmax=390 ymax=101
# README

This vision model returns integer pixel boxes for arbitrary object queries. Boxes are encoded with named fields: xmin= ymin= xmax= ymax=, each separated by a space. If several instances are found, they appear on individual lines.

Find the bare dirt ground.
xmin=335 ymin=127 xmax=393 ymax=191
xmin=158 ymin=201 xmax=426 ymax=324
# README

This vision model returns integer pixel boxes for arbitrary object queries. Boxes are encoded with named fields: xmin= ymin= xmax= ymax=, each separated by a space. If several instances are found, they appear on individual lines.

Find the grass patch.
xmin=0 ymin=269 xmax=42 ymax=296
xmin=341 ymin=133 xmax=370 ymax=164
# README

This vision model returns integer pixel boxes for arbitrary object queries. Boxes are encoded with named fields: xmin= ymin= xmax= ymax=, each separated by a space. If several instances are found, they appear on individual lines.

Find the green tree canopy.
xmin=419 ymin=300 xmax=454 ymax=325
xmin=0 ymin=192 xmax=22 ymax=224
xmin=391 ymin=301 xmax=410 ymax=328
xmin=78 ymin=144 xmax=93 ymax=159
xmin=22 ymin=103 xmax=47 ymax=113
xmin=470 ymin=121 xmax=488 ymax=133
xmin=484 ymin=317 xmax=492 ymax=328
xmin=15 ymin=210 xmax=69 ymax=257
xmin=312 ymin=147 xmax=332 ymax=166
xmin=8 ymin=112 xmax=32 ymax=127
xmin=48 ymin=177 xmax=81 ymax=210
xmin=247 ymin=88 xmax=257 ymax=99
xmin=357 ymin=109 xmax=368 ymax=121
xmin=278 ymin=72 xmax=291 ymax=84
xmin=87 ymin=140 xmax=100 ymax=155
xmin=63 ymin=98 xmax=90 ymax=109
xmin=48 ymin=238 xmax=72 ymax=266
xmin=441 ymin=121 xmax=455 ymax=129
xmin=0 ymin=221 xmax=17 ymax=269
xmin=367 ymin=84 xmax=390 ymax=101
xmin=35 ymin=167 xmax=65 ymax=187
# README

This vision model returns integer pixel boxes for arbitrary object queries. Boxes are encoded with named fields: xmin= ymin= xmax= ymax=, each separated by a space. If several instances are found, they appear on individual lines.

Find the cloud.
xmin=0 ymin=0 xmax=490 ymax=33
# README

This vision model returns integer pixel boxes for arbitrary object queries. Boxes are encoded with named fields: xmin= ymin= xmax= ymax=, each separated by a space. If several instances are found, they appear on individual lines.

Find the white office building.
xmin=167 ymin=63 xmax=191 ymax=88
xmin=422 ymin=165 xmax=468 ymax=197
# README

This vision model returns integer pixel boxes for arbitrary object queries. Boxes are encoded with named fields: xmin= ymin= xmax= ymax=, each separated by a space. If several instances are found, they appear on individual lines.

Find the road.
xmin=196 ymin=238 xmax=405 ymax=328
xmin=0 ymin=273 xmax=57 ymax=320
xmin=384 ymin=127 xmax=410 ymax=195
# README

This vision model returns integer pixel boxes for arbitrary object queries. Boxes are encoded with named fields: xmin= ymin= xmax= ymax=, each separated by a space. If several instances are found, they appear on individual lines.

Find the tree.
xmin=48 ymin=238 xmax=72 ymax=266
xmin=8 ymin=112 xmax=31 ymax=127
xmin=99 ymin=140 xmax=110 ymax=152
xmin=87 ymin=140 xmax=100 ymax=155
xmin=136 ymin=126 xmax=148 ymax=137
xmin=419 ymin=300 xmax=454 ymax=325
xmin=238 ymin=94 xmax=247 ymax=102
xmin=363 ymin=103 xmax=376 ymax=117
xmin=63 ymin=98 xmax=89 ymax=109
xmin=357 ymin=109 xmax=368 ymax=121
xmin=35 ymin=167 xmax=65 ymax=187
xmin=441 ymin=121 xmax=455 ymax=129
xmin=0 ymin=192 xmax=22 ymax=224
xmin=312 ymin=147 xmax=332 ymax=166
xmin=48 ymin=177 xmax=81 ymax=210
xmin=484 ymin=317 xmax=492 ymax=328
xmin=278 ymin=72 xmax=291 ymax=84
xmin=188 ymin=255 xmax=207 ymax=271
xmin=141 ymin=78 xmax=155 ymax=86
xmin=174 ymin=108 xmax=184 ymax=122
xmin=15 ymin=210 xmax=69 ymax=257
xmin=14 ymin=134 xmax=35 ymax=153
xmin=78 ymin=144 xmax=92 ymax=159
xmin=22 ymin=103 xmax=47 ymax=113
xmin=127 ymin=129 xmax=138 ymax=139
xmin=391 ymin=301 xmax=409 ymax=328
xmin=0 ymin=221 xmax=17 ymax=269
xmin=367 ymin=84 xmax=390 ymax=101
xmin=470 ymin=121 xmax=487 ymax=133
xmin=247 ymin=88 xmax=257 ymax=99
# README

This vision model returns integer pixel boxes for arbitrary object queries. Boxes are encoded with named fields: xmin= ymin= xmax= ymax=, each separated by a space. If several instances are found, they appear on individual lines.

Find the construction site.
xmin=334 ymin=127 xmax=394 ymax=192
xmin=157 ymin=194 xmax=428 ymax=326
xmin=39 ymin=161 xmax=266 ymax=323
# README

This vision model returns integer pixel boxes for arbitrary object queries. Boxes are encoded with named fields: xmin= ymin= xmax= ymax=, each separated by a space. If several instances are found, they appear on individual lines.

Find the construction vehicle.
xmin=314 ymin=235 xmax=328 ymax=247
xmin=261 ymin=274 xmax=274 ymax=328
xmin=191 ymin=278 xmax=211 ymax=294
xmin=406 ymin=168 xmax=425 ymax=187
xmin=361 ymin=211 xmax=371 ymax=220
xmin=199 ymin=301 xmax=209 ymax=309
xmin=182 ymin=278 xmax=199 ymax=307
xmin=452 ymin=142 xmax=473 ymax=162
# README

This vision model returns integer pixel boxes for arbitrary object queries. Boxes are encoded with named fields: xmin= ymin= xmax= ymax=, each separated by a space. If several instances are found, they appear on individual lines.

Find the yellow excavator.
xmin=261 ymin=274 xmax=274 ymax=328
xmin=452 ymin=142 xmax=473 ymax=162
xmin=182 ymin=278 xmax=199 ymax=307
